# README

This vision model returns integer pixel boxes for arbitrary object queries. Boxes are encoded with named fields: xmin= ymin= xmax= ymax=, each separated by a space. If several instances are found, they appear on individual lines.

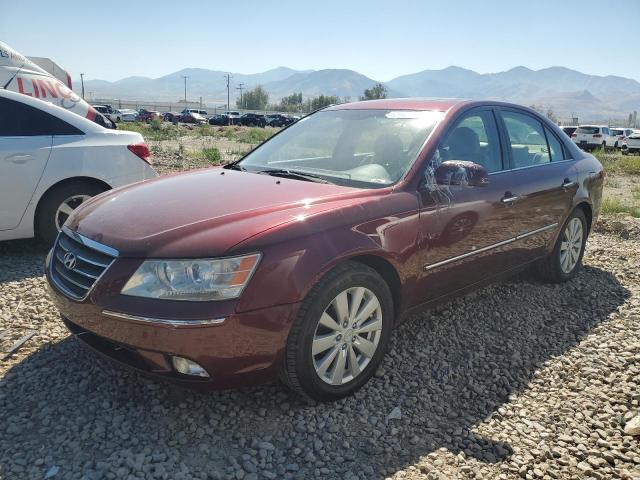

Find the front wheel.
xmin=536 ymin=208 xmax=588 ymax=282
xmin=281 ymin=262 xmax=393 ymax=401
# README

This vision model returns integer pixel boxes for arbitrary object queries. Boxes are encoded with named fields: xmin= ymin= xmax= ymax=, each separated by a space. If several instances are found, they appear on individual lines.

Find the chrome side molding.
xmin=102 ymin=310 xmax=226 ymax=328
xmin=423 ymin=223 xmax=558 ymax=271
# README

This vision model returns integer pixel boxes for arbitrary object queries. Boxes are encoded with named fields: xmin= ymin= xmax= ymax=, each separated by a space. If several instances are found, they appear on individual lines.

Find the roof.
xmin=326 ymin=98 xmax=469 ymax=112
xmin=0 ymin=89 xmax=103 ymax=133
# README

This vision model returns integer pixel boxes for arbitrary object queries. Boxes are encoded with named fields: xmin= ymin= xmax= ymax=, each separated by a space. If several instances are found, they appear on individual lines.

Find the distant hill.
xmin=386 ymin=66 xmax=640 ymax=119
xmin=80 ymin=65 xmax=640 ymax=121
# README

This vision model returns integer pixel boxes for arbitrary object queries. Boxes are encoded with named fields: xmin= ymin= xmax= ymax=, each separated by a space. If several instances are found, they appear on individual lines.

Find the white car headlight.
xmin=121 ymin=253 xmax=261 ymax=301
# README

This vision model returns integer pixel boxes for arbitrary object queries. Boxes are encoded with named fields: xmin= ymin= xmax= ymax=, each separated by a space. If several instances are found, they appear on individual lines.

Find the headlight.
xmin=121 ymin=253 xmax=261 ymax=301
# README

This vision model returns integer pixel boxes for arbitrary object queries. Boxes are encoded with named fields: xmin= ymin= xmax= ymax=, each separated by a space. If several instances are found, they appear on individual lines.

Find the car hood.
xmin=68 ymin=168 xmax=368 ymax=257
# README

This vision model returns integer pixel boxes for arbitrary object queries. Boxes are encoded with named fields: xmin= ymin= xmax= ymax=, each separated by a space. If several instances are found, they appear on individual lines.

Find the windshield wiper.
xmin=256 ymin=168 xmax=331 ymax=184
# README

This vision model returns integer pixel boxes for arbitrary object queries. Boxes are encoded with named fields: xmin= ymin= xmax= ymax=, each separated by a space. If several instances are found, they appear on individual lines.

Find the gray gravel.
xmin=1 ymin=217 xmax=639 ymax=480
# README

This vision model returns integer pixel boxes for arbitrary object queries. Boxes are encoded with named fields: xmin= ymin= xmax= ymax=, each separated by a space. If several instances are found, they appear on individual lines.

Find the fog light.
xmin=171 ymin=356 xmax=209 ymax=378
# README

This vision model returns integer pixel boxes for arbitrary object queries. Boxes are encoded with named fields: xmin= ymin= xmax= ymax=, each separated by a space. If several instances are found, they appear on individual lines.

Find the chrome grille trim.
xmin=49 ymin=228 xmax=119 ymax=301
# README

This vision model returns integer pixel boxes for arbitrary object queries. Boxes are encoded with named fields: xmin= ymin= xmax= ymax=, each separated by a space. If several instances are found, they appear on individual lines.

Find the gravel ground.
xmin=1 ymin=216 xmax=639 ymax=480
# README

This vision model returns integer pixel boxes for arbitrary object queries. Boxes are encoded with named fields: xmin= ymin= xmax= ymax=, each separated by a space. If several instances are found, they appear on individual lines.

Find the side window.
xmin=0 ymin=97 xmax=82 ymax=136
xmin=501 ymin=111 xmax=550 ymax=168
xmin=439 ymin=110 xmax=503 ymax=173
xmin=544 ymin=127 xmax=566 ymax=162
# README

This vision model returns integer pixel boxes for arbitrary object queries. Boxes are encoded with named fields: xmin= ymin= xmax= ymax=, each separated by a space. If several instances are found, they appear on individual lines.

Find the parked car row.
xmin=95 ymin=104 xmax=300 ymax=128
xmin=208 ymin=112 xmax=300 ymax=127
xmin=562 ymin=124 xmax=639 ymax=152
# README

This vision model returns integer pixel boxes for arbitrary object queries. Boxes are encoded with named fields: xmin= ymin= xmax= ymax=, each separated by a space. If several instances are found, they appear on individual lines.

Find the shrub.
xmin=601 ymin=197 xmax=640 ymax=218
xmin=594 ymin=150 xmax=640 ymax=176
xmin=237 ymin=128 xmax=273 ymax=144
xmin=200 ymin=147 xmax=222 ymax=164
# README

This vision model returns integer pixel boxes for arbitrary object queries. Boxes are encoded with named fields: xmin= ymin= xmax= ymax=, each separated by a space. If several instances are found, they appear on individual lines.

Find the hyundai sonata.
xmin=46 ymin=99 xmax=604 ymax=401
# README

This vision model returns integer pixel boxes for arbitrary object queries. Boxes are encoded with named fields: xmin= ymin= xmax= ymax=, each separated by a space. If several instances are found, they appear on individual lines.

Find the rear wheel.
xmin=36 ymin=181 xmax=107 ymax=246
xmin=281 ymin=262 xmax=393 ymax=401
xmin=536 ymin=208 xmax=587 ymax=283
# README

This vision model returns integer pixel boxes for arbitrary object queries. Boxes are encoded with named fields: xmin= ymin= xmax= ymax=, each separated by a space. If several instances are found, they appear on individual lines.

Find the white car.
xmin=116 ymin=109 xmax=139 ymax=122
xmin=622 ymin=130 xmax=640 ymax=155
xmin=0 ymin=89 xmax=157 ymax=245
xmin=611 ymin=127 xmax=635 ymax=149
xmin=571 ymin=125 xmax=616 ymax=151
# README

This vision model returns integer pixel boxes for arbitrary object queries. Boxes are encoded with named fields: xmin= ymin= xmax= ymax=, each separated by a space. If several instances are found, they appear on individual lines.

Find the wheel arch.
xmin=341 ymin=254 xmax=403 ymax=321
xmin=575 ymin=201 xmax=593 ymax=234
xmin=34 ymin=176 xmax=112 ymax=232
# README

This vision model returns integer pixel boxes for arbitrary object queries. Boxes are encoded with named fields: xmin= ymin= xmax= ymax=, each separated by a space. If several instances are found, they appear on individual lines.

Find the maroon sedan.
xmin=46 ymin=99 xmax=604 ymax=401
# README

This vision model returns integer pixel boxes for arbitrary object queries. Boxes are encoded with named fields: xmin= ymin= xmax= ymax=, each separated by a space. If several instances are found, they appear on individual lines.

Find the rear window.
xmin=577 ymin=126 xmax=599 ymax=134
xmin=611 ymin=129 xmax=623 ymax=135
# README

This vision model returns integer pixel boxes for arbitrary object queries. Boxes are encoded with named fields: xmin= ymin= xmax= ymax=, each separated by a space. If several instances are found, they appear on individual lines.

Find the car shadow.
xmin=0 ymin=238 xmax=49 ymax=283
xmin=0 ymin=266 xmax=630 ymax=479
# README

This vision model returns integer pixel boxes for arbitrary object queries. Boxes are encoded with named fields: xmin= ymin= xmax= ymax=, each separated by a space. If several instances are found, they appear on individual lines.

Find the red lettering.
xmin=16 ymin=77 xmax=33 ymax=96
xmin=55 ymin=82 xmax=72 ymax=99
xmin=36 ymin=79 xmax=58 ymax=98
xmin=31 ymin=79 xmax=40 ymax=98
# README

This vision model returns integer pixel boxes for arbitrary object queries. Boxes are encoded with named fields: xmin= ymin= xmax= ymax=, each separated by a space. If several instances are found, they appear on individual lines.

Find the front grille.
xmin=50 ymin=228 xmax=118 ymax=300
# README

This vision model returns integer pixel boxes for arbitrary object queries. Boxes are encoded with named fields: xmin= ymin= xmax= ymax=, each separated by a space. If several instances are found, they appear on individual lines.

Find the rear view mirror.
xmin=434 ymin=160 xmax=489 ymax=187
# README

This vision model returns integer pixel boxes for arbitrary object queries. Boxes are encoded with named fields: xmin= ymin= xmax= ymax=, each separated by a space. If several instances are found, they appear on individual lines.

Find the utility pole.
xmin=80 ymin=73 xmax=85 ymax=99
xmin=236 ymin=83 xmax=245 ymax=109
xmin=224 ymin=73 xmax=233 ymax=125
xmin=182 ymin=75 xmax=188 ymax=108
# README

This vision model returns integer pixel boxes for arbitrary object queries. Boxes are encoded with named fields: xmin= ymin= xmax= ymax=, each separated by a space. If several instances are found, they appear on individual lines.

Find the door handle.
xmin=501 ymin=193 xmax=520 ymax=204
xmin=7 ymin=154 xmax=34 ymax=164
xmin=562 ymin=179 xmax=578 ymax=189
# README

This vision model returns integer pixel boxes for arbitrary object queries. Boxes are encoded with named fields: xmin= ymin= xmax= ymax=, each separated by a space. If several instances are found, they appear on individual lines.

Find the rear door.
xmin=495 ymin=107 xmax=577 ymax=261
xmin=0 ymin=97 xmax=54 ymax=230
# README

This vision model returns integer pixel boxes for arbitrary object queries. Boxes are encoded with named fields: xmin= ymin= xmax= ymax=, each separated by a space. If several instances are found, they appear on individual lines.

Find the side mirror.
xmin=434 ymin=160 xmax=489 ymax=187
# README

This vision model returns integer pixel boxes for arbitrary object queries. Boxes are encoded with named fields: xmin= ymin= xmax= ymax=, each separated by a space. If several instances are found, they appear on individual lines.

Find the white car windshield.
xmin=235 ymin=109 xmax=443 ymax=188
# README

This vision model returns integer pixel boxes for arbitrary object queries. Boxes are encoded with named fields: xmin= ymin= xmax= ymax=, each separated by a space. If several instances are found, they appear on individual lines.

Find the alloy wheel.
xmin=312 ymin=287 xmax=383 ymax=385
xmin=55 ymin=195 xmax=92 ymax=231
xmin=559 ymin=217 xmax=583 ymax=274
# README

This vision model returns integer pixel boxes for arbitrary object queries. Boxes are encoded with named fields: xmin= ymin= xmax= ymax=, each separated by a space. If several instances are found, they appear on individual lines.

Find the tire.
xmin=536 ymin=208 xmax=588 ymax=283
xmin=36 ymin=181 xmax=107 ymax=246
xmin=602 ymin=142 xmax=607 ymax=151
xmin=281 ymin=261 xmax=393 ymax=401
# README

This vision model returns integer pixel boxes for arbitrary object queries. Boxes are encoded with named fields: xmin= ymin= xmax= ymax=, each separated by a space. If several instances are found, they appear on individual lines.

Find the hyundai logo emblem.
xmin=63 ymin=252 xmax=77 ymax=270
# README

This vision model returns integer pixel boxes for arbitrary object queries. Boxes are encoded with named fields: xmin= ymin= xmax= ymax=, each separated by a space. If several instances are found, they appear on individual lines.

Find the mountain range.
xmin=79 ymin=65 xmax=640 ymax=121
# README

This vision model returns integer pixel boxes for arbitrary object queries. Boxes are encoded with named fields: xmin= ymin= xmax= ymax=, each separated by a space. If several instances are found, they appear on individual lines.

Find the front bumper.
xmin=45 ymin=250 xmax=301 ymax=389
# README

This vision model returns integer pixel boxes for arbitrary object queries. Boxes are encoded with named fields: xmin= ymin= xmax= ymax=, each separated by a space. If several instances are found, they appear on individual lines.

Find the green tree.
xmin=360 ymin=83 xmax=387 ymax=101
xmin=306 ymin=94 xmax=340 ymax=111
xmin=529 ymin=104 xmax=558 ymax=123
xmin=238 ymin=85 xmax=269 ymax=110
xmin=545 ymin=107 xmax=558 ymax=124
xmin=270 ymin=92 xmax=304 ymax=112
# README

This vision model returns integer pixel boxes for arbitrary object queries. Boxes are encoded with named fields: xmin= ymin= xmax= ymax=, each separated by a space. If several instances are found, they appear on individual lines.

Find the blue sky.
xmin=2 ymin=0 xmax=639 ymax=82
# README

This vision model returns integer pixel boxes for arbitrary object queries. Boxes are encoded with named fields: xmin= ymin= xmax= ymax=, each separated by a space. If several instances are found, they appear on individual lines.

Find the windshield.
xmin=235 ymin=109 xmax=443 ymax=188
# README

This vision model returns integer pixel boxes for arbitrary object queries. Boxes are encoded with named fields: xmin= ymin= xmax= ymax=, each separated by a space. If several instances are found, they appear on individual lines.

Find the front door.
xmin=413 ymin=108 xmax=523 ymax=303
xmin=0 ymin=97 xmax=53 ymax=230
